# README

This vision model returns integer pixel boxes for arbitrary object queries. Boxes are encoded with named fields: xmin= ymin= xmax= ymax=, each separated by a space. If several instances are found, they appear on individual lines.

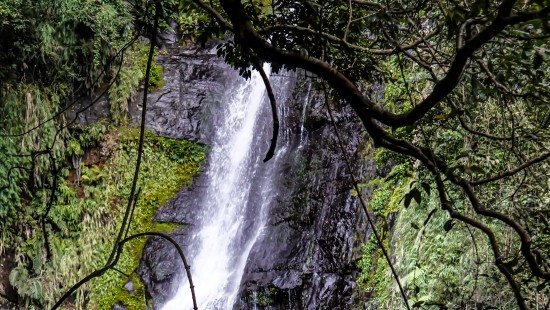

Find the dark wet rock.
xmin=68 ymin=38 xmax=233 ymax=147
xmin=138 ymin=230 xmax=188 ymax=309
xmin=130 ymin=40 xmax=239 ymax=145
xmin=233 ymin=76 xmax=375 ymax=310
xmin=134 ymin=43 xmax=376 ymax=309
xmin=0 ymin=249 xmax=18 ymax=306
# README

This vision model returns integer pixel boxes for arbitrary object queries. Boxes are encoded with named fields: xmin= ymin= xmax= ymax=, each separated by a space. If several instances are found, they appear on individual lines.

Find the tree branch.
xmin=212 ymin=0 xmax=550 ymax=131
xmin=433 ymin=175 xmax=526 ymax=310
xmin=261 ymin=24 xmax=442 ymax=56
xmin=471 ymin=151 xmax=550 ymax=186
xmin=459 ymin=179 xmax=550 ymax=280
xmin=389 ymin=3 xmax=550 ymax=127
xmin=53 ymin=3 xmax=163 ymax=307
xmin=250 ymin=56 xmax=279 ymax=162
xmin=191 ymin=0 xmax=233 ymax=30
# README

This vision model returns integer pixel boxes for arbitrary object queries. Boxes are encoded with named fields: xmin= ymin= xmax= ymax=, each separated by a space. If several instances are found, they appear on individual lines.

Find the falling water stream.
xmin=161 ymin=65 xmax=287 ymax=310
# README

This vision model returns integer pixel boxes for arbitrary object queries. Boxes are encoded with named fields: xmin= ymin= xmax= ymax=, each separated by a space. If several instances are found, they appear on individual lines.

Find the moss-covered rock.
xmin=7 ymin=126 xmax=205 ymax=309
xmin=89 ymin=129 xmax=205 ymax=309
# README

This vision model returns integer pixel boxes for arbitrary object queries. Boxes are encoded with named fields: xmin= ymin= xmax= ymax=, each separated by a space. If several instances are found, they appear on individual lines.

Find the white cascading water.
xmin=299 ymin=83 xmax=311 ymax=144
xmin=162 ymin=65 xmax=279 ymax=310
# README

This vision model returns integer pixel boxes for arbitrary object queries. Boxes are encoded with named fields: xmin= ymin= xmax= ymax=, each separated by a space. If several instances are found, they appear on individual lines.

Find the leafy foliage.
xmin=0 ymin=0 xmax=134 ymax=87
xmin=137 ymin=46 xmax=164 ymax=90
xmin=0 ymin=85 xmax=68 ymax=246
xmin=0 ymin=1 xmax=197 ymax=309
xmin=6 ymin=128 xmax=205 ymax=309
xmin=188 ymin=0 xmax=549 ymax=307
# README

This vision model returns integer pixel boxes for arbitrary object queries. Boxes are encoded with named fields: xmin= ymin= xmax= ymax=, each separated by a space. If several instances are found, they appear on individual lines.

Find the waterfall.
xmin=299 ymin=83 xmax=311 ymax=144
xmin=162 ymin=64 xmax=286 ymax=310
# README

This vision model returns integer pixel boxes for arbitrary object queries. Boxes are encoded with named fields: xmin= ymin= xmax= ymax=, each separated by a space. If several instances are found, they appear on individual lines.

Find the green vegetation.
xmin=89 ymin=129 xmax=205 ymax=309
xmin=354 ymin=51 xmax=548 ymax=308
xmin=2 ymin=0 xmax=550 ymax=309
xmin=250 ymin=287 xmax=277 ymax=307
xmin=0 ymin=0 xmax=159 ymax=248
xmin=0 ymin=1 xmax=200 ymax=308
xmin=0 ymin=0 xmax=134 ymax=86
xmin=7 ymin=126 xmax=205 ymax=309
xmin=358 ymin=146 xmax=503 ymax=308
xmin=137 ymin=47 xmax=164 ymax=91
xmin=0 ymin=85 xmax=69 ymax=244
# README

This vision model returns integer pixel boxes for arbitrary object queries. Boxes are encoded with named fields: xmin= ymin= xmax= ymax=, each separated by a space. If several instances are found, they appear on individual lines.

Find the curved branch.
xmin=356 ymin=103 xmax=550 ymax=285
xmin=251 ymin=59 xmax=279 ymax=162
xmin=369 ymin=109 xmax=530 ymax=309
xmin=261 ymin=24 xmax=442 ymax=56
xmin=120 ymin=232 xmax=198 ymax=310
xmin=196 ymin=0 xmax=550 ymax=306
xmin=389 ymin=3 xmax=550 ymax=127
xmin=52 ymin=232 xmax=198 ymax=310
xmin=53 ymin=4 xmax=164 ymax=308
xmin=106 ymin=1 xmax=162 ymax=266
xmin=0 ymin=165 xmax=33 ymax=192
xmin=472 ymin=152 xmax=550 ymax=186
xmin=191 ymin=0 xmax=233 ymax=30
xmin=209 ymin=0 xmax=550 ymax=130
xmin=433 ymin=175 xmax=526 ymax=310
xmin=474 ymin=58 xmax=525 ymax=97
xmin=459 ymin=179 xmax=550 ymax=280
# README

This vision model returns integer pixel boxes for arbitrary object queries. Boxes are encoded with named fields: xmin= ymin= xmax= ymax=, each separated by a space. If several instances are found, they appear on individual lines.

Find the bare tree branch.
xmin=250 ymin=58 xmax=279 ymax=162
xmin=261 ymin=24 xmax=443 ymax=56
xmin=472 ymin=152 xmax=550 ymax=186
xmin=191 ymin=0 xmax=233 ymax=30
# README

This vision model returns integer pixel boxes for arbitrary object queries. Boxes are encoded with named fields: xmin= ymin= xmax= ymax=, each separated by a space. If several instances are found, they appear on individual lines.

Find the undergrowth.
xmin=358 ymin=147 xmax=519 ymax=309
xmin=7 ymin=126 xmax=205 ymax=309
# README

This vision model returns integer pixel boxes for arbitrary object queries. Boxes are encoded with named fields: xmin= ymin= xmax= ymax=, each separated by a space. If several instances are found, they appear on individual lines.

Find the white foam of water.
xmin=162 ymin=65 xmax=273 ymax=310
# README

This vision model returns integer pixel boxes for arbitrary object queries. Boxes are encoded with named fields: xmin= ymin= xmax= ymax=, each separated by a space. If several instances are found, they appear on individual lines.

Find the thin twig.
xmin=124 ymin=187 xmax=141 ymax=239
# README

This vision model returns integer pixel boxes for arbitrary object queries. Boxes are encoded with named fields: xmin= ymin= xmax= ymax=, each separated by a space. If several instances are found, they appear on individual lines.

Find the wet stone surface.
xmin=132 ymin=43 xmax=377 ymax=309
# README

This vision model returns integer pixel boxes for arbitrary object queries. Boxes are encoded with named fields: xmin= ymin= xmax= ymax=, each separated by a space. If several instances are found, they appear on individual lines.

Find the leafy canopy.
xmin=180 ymin=0 xmax=550 ymax=308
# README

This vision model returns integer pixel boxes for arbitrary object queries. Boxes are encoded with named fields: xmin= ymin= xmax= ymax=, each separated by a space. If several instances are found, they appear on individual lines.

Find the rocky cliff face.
xmin=137 ymin=43 xmax=377 ymax=309
xmin=233 ymin=75 xmax=376 ymax=310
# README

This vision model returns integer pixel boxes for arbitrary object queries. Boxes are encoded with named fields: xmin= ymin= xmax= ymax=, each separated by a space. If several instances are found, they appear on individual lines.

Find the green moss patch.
xmin=9 ymin=127 xmax=205 ymax=309
xmin=89 ymin=129 xmax=205 ymax=309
